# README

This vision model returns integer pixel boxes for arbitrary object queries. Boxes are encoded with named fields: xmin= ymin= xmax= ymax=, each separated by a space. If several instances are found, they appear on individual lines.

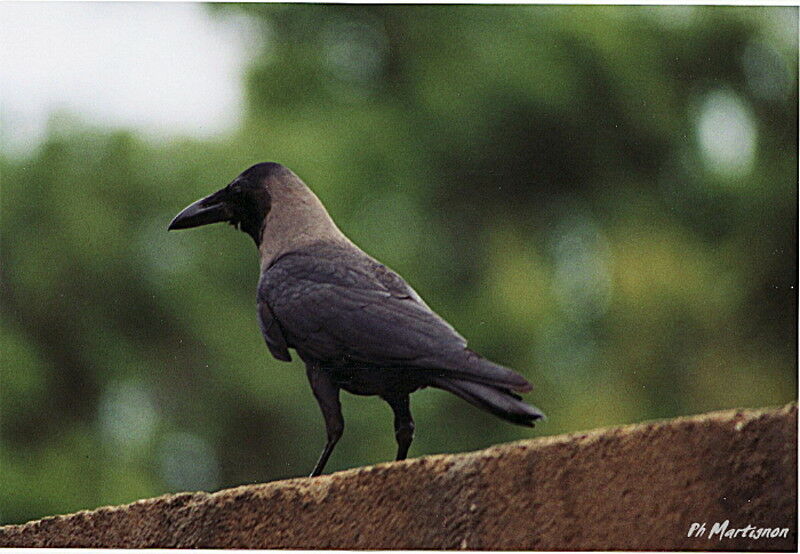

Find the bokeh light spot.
xmin=158 ymin=432 xmax=220 ymax=492
xmin=98 ymin=379 xmax=159 ymax=452
xmin=320 ymin=16 xmax=388 ymax=99
xmin=549 ymin=212 xmax=614 ymax=323
xmin=696 ymin=89 xmax=757 ymax=179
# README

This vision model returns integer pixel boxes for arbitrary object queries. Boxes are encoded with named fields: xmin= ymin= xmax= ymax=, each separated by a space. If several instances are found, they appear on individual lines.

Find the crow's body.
xmin=259 ymin=241 xmax=530 ymax=394
xmin=169 ymin=162 xmax=543 ymax=476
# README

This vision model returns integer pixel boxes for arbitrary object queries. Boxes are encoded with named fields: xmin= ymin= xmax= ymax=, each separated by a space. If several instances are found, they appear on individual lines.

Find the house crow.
xmin=169 ymin=162 xmax=544 ymax=476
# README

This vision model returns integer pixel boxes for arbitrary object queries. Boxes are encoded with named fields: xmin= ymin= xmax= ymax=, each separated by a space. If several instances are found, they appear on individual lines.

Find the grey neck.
xmin=258 ymin=176 xmax=354 ymax=268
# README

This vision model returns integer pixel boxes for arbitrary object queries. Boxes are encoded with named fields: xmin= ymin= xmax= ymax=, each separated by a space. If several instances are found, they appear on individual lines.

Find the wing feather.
xmin=257 ymin=302 xmax=292 ymax=361
xmin=256 ymin=243 xmax=531 ymax=391
xmin=259 ymin=245 xmax=466 ymax=365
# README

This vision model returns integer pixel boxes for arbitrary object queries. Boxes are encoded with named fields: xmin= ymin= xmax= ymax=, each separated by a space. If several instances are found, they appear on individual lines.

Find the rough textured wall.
xmin=1 ymin=404 xmax=796 ymax=550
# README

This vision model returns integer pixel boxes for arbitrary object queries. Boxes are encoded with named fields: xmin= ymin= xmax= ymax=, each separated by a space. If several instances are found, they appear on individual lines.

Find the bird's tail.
xmin=428 ymin=376 xmax=545 ymax=427
xmin=419 ymin=349 xmax=534 ymax=393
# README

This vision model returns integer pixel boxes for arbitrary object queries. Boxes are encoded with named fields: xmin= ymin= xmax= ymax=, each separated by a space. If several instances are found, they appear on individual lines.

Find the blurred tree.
xmin=1 ymin=4 xmax=796 ymax=525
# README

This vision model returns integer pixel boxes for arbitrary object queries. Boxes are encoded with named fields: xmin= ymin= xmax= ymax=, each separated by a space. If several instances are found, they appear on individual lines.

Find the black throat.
xmin=230 ymin=162 xmax=291 ymax=246
xmin=232 ymin=187 xmax=271 ymax=246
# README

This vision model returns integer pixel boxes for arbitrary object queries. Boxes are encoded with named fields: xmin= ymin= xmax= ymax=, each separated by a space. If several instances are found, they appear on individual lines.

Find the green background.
xmin=2 ymin=4 xmax=797 ymax=525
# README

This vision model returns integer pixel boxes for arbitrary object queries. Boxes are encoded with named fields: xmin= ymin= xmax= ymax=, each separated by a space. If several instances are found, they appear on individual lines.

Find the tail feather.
xmin=420 ymin=350 xmax=533 ymax=392
xmin=430 ymin=376 xmax=544 ymax=427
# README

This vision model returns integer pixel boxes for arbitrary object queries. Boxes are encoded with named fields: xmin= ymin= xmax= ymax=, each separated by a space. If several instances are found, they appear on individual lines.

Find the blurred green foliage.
xmin=1 ymin=5 xmax=797 ymax=525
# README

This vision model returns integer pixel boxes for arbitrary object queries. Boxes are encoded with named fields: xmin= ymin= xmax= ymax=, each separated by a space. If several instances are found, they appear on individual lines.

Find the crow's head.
xmin=168 ymin=162 xmax=288 ymax=245
xmin=170 ymin=161 xmax=346 ymax=263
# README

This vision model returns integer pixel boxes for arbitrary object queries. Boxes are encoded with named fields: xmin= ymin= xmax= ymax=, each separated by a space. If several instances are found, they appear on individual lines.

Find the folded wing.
xmin=258 ymin=243 xmax=531 ymax=391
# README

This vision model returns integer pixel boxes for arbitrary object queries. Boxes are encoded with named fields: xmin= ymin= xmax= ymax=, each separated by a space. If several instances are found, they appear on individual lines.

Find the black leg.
xmin=306 ymin=364 xmax=343 ymax=477
xmin=384 ymin=394 xmax=414 ymax=461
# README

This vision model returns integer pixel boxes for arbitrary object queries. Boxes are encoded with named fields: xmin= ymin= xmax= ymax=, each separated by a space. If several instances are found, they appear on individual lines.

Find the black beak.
xmin=168 ymin=188 xmax=233 ymax=231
